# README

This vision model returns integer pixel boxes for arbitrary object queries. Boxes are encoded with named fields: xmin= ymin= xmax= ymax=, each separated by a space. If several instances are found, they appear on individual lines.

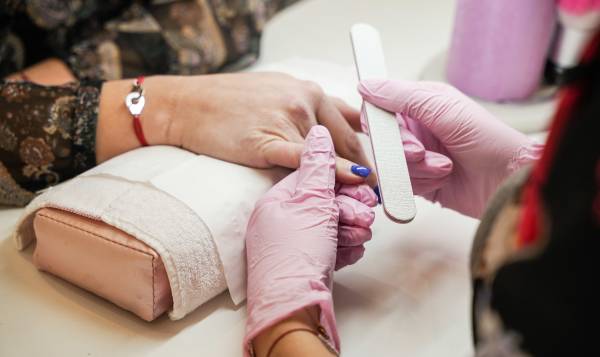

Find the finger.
xmin=317 ymin=98 xmax=377 ymax=187
xmin=358 ymin=79 xmax=455 ymax=135
xmin=411 ymin=175 xmax=452 ymax=197
xmin=262 ymin=139 xmax=303 ymax=170
xmin=406 ymin=150 xmax=453 ymax=179
xmin=335 ymin=156 xmax=370 ymax=185
xmin=361 ymin=105 xmax=426 ymax=164
xmin=337 ymin=184 xmax=378 ymax=207
xmin=331 ymin=97 xmax=361 ymax=132
xmin=336 ymin=195 xmax=375 ymax=228
xmin=401 ymin=125 xmax=426 ymax=163
xmin=262 ymin=138 xmax=371 ymax=185
xmin=359 ymin=107 xmax=369 ymax=134
xmin=335 ymin=245 xmax=365 ymax=271
xmin=287 ymin=102 xmax=319 ymax=136
xmin=406 ymin=150 xmax=452 ymax=197
xmin=293 ymin=125 xmax=336 ymax=201
xmin=338 ymin=225 xmax=372 ymax=247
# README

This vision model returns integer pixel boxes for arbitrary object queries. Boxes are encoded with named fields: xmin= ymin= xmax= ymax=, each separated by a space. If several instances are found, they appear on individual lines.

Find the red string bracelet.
xmin=125 ymin=76 xmax=149 ymax=146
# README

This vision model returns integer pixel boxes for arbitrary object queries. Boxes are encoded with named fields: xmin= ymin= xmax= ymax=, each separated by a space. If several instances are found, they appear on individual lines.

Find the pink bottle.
xmin=447 ymin=0 xmax=556 ymax=102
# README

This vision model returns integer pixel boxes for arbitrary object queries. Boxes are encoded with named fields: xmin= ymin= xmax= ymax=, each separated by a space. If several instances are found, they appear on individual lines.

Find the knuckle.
xmin=286 ymin=100 xmax=313 ymax=123
xmin=302 ymin=80 xmax=324 ymax=98
xmin=343 ymin=132 xmax=364 ymax=157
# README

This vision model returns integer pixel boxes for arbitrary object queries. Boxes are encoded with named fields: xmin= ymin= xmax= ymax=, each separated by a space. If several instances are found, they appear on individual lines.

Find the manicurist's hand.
xmin=243 ymin=126 xmax=376 ymax=357
xmin=358 ymin=80 xmax=543 ymax=218
xmin=97 ymin=73 xmax=374 ymax=185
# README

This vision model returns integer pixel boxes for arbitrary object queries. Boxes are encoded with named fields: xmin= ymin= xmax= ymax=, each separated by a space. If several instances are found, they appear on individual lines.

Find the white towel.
xmin=14 ymin=146 xmax=286 ymax=319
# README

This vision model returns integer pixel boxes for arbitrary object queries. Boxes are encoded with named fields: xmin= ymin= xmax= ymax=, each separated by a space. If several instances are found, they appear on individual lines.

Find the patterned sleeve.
xmin=68 ymin=0 xmax=300 ymax=80
xmin=0 ymin=80 xmax=101 ymax=206
xmin=0 ymin=0 xmax=299 ymax=207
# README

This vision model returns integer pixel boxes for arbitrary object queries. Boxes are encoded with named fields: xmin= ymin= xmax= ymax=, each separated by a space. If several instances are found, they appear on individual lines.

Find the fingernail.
xmin=351 ymin=165 xmax=371 ymax=178
xmin=373 ymin=186 xmax=382 ymax=204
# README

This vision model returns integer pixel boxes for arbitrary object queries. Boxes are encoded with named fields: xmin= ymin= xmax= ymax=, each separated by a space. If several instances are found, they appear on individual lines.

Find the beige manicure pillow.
xmin=14 ymin=146 xmax=286 ymax=321
xmin=33 ymin=207 xmax=172 ymax=321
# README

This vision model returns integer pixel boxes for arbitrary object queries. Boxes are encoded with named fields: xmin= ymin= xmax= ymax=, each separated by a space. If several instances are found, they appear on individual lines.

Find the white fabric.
xmin=13 ymin=146 xmax=286 ymax=319
xmin=150 ymin=156 xmax=287 ymax=304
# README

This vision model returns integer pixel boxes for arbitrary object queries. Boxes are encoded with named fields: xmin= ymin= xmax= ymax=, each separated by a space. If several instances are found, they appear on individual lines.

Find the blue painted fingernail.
xmin=351 ymin=165 xmax=371 ymax=177
xmin=373 ymin=186 xmax=382 ymax=204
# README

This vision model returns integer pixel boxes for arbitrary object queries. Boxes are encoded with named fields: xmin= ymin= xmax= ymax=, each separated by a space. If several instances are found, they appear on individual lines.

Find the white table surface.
xmin=1 ymin=0 xmax=540 ymax=356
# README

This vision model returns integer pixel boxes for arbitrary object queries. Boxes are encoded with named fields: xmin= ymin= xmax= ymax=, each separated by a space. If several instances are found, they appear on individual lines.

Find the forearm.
xmin=252 ymin=306 xmax=336 ymax=357
xmin=3 ymin=65 xmax=188 ymax=180
xmin=6 ymin=58 xmax=75 ymax=85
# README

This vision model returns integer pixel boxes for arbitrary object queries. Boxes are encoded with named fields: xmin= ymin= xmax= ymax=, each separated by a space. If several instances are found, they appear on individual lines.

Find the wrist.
xmin=141 ymin=76 xmax=183 ymax=147
xmin=244 ymin=281 xmax=338 ymax=357
xmin=145 ymin=75 xmax=215 ymax=151
xmin=96 ymin=76 xmax=178 ymax=162
xmin=250 ymin=306 xmax=337 ymax=357
xmin=253 ymin=307 xmax=318 ymax=356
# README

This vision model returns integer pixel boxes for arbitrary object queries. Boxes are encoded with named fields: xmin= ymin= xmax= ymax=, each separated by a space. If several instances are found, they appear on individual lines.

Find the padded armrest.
xmin=33 ymin=208 xmax=173 ymax=321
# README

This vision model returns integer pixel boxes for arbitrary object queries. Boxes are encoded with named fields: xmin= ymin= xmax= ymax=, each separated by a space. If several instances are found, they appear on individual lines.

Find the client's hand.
xmin=358 ymin=80 xmax=543 ymax=218
xmin=98 ymin=73 xmax=374 ymax=185
xmin=244 ymin=126 xmax=375 ymax=356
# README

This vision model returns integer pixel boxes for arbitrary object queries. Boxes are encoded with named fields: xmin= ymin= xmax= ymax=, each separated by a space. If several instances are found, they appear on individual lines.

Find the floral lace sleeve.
xmin=67 ymin=0 xmax=299 ymax=80
xmin=0 ymin=80 xmax=101 ymax=206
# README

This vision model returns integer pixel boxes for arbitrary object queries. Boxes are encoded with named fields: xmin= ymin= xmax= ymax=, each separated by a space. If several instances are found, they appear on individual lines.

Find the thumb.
xmin=293 ymin=125 xmax=336 ymax=202
xmin=358 ymin=79 xmax=456 ymax=139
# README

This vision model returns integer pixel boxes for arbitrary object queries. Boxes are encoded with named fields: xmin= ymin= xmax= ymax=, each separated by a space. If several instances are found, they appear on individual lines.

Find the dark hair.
xmin=490 ymin=37 xmax=600 ymax=355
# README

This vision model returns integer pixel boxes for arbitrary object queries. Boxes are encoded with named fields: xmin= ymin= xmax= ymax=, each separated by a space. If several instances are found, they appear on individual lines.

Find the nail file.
xmin=350 ymin=23 xmax=416 ymax=223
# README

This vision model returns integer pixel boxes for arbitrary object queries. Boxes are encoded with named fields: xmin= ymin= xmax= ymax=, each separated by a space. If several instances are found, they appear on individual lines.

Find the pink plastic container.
xmin=447 ymin=0 xmax=556 ymax=102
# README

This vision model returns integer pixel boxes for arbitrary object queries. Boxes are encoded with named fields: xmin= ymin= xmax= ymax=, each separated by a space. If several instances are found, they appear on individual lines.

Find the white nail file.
xmin=350 ymin=23 xmax=416 ymax=223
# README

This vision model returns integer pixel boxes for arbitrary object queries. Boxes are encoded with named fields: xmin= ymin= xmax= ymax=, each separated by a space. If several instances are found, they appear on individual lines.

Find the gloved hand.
xmin=359 ymin=80 xmax=543 ymax=218
xmin=335 ymin=183 xmax=377 ymax=270
xmin=244 ymin=125 xmax=376 ymax=356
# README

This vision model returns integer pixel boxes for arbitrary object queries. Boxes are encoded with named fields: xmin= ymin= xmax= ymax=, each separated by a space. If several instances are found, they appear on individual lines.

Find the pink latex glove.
xmin=359 ymin=80 xmax=544 ymax=218
xmin=335 ymin=183 xmax=377 ymax=270
xmin=244 ymin=125 xmax=376 ymax=355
